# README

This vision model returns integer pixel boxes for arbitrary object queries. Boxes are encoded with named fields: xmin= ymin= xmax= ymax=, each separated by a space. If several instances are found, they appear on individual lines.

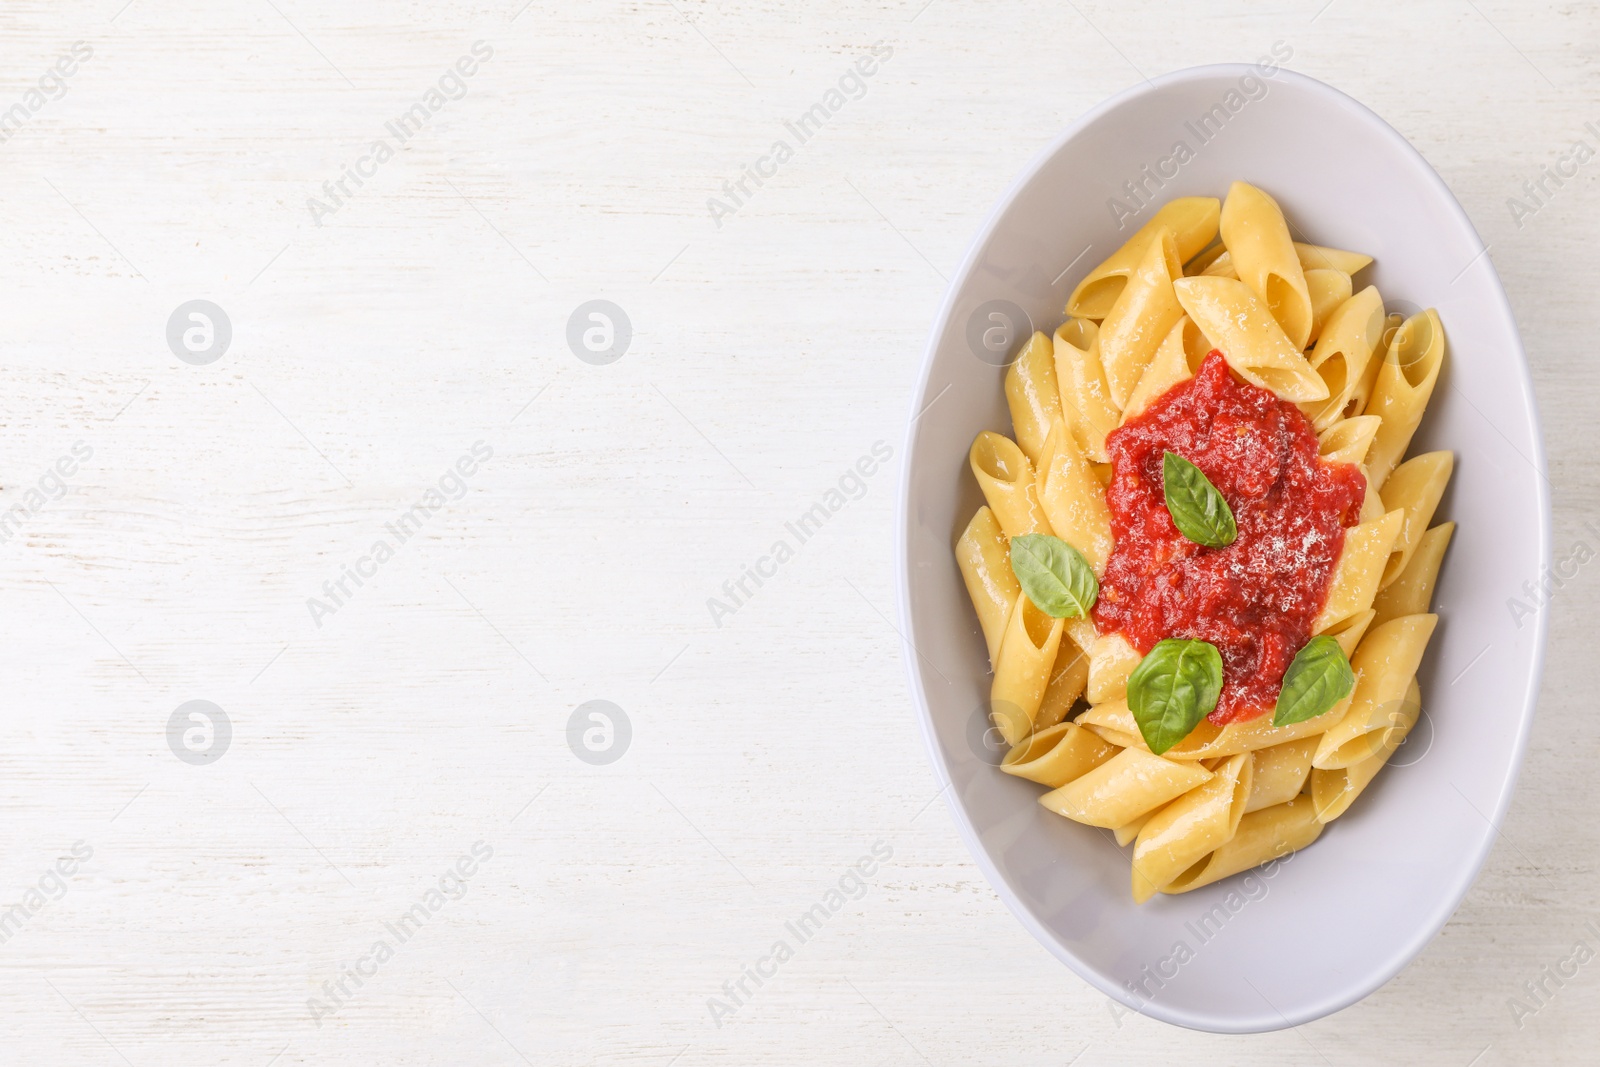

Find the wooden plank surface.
xmin=0 ymin=0 xmax=1596 ymax=1063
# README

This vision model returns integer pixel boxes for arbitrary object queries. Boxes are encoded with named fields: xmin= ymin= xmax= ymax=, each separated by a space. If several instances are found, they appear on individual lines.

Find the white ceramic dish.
xmin=896 ymin=64 xmax=1548 ymax=1033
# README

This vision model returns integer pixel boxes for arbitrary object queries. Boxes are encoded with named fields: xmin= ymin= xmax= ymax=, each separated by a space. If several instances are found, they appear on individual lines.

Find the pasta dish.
xmin=957 ymin=182 xmax=1451 ymax=902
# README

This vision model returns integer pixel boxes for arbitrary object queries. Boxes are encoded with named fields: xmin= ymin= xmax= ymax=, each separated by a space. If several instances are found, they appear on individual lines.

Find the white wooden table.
xmin=1 ymin=1 xmax=1595 ymax=1063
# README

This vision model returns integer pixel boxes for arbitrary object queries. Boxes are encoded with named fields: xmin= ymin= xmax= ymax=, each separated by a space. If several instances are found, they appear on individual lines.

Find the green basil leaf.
xmin=1127 ymin=638 xmax=1224 ymax=755
xmin=1008 ymin=533 xmax=1098 ymax=619
xmin=1272 ymin=635 xmax=1356 ymax=727
xmin=1162 ymin=451 xmax=1237 ymax=548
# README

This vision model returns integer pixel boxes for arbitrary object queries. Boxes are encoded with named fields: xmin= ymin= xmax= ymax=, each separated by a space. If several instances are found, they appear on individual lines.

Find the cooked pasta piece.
xmin=1183 ymin=241 xmax=1229 ymax=276
xmin=1378 ymin=452 xmax=1454 ymax=589
xmin=1077 ymin=699 xmax=1350 ymax=761
xmin=1039 ymin=747 xmax=1213 ymax=828
xmin=1034 ymin=635 xmax=1090 ymax=730
xmin=1219 ymin=181 xmax=1313 ymax=348
xmin=1121 ymin=315 xmax=1209 ymax=421
xmin=1076 ymin=700 xmax=1143 ymax=750
xmin=1004 ymin=331 xmax=1064 ymax=463
xmin=1313 ymin=509 xmax=1404 ymax=633
xmin=1357 ymin=475 xmax=1385 ymax=523
xmin=1322 ymin=608 xmax=1376 ymax=660
xmin=1349 ymin=311 xmax=1403 ymax=417
xmin=1098 ymin=229 xmax=1186 ymax=409
xmin=1086 ymin=632 xmax=1141 ymax=704
xmin=1313 ymin=614 xmax=1437 ymax=769
xmin=1131 ymin=753 xmax=1253 ymax=902
xmin=1318 ymin=416 xmax=1387 ymax=523
xmin=969 ymin=431 xmax=1048 ymax=539
xmin=1113 ymin=813 xmax=1154 ymax=848
xmin=1000 ymin=722 xmax=1118 ymax=788
xmin=1302 ymin=286 xmax=1386 ymax=431
xmin=1221 ymin=717 xmax=1340 ymax=760
xmin=1066 ymin=197 xmax=1221 ymax=319
xmin=1035 ymin=420 xmax=1115 ymax=574
xmin=1244 ymin=737 xmax=1319 ymax=813
xmin=1113 ymin=812 xmax=1152 ymax=844
xmin=1304 ymin=268 xmax=1353 ymax=346
xmin=1318 ymin=414 xmax=1381 ymax=467
xmin=1365 ymin=309 xmax=1445 ymax=489
xmin=1292 ymin=242 xmax=1373 ymax=276
xmin=1162 ymin=796 xmax=1325 ymax=894
xmin=1064 ymin=616 xmax=1100 ymax=666
xmin=1171 ymin=276 xmax=1328 ymax=402
xmin=1372 ymin=523 xmax=1455 ymax=626
xmin=1052 ymin=319 xmax=1121 ymax=463
xmin=991 ymin=595 xmax=1065 ymax=745
xmin=955 ymin=506 xmax=1019 ymax=665
xmin=1200 ymin=241 xmax=1373 ymax=280
xmin=1312 ymin=677 xmax=1421 ymax=822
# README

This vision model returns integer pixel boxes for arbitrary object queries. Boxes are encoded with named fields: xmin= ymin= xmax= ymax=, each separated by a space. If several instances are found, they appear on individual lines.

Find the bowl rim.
xmin=893 ymin=61 xmax=1551 ymax=1033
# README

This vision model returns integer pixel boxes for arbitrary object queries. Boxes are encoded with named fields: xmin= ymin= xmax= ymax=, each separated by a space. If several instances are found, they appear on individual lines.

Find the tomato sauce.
xmin=1092 ymin=351 xmax=1367 ymax=724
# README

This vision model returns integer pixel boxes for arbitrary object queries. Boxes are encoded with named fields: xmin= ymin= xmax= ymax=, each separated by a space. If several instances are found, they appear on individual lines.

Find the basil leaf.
xmin=1162 ymin=451 xmax=1237 ymax=548
xmin=1272 ymin=635 xmax=1355 ymax=727
xmin=1008 ymin=533 xmax=1098 ymax=619
xmin=1127 ymin=638 xmax=1224 ymax=755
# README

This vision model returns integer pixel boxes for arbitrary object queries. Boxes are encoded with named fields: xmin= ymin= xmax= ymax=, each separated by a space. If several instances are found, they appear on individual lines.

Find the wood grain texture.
xmin=0 ymin=0 xmax=1596 ymax=1063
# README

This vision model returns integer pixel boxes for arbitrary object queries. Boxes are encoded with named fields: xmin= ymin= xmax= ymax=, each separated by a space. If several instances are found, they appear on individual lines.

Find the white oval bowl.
xmin=896 ymin=64 xmax=1549 ymax=1033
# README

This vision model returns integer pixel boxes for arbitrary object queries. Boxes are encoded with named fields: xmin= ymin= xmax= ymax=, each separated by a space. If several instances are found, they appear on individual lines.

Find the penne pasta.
xmin=1131 ymin=753 xmax=1253 ymax=903
xmin=1034 ymin=634 xmax=1091 ymax=730
xmin=955 ymin=506 xmax=1019 ymax=665
xmin=1121 ymin=315 xmax=1210 ymax=421
xmin=1066 ymin=197 xmax=1221 ymax=319
xmin=990 ymin=595 xmax=1066 ymax=745
xmin=1358 ymin=470 xmax=1385 ymax=522
xmin=1200 ymin=241 xmax=1373 ymax=281
xmin=1312 ymin=510 xmax=1405 ymax=632
xmin=1162 ymin=796 xmax=1325 ymax=895
xmin=1365 ymin=309 xmax=1445 ymax=489
xmin=1322 ymin=608 xmax=1376 ymax=661
xmin=1039 ymin=747 xmax=1213 ymax=829
xmin=1304 ymin=268 xmax=1353 ymax=346
xmin=1113 ymin=811 xmax=1155 ymax=848
xmin=1244 ymin=737 xmax=1320 ymax=813
xmin=1086 ymin=632 xmax=1141 ymax=705
xmin=969 ymin=431 xmax=1048 ymax=539
xmin=1052 ymin=319 xmax=1121 ymax=463
xmin=1312 ymin=677 xmax=1421 ymax=822
xmin=1001 ymin=721 xmax=1118 ymax=788
xmin=1349 ymin=311 xmax=1402 ymax=417
xmin=1318 ymin=417 xmax=1385 ymax=527
xmin=1064 ymin=616 xmax=1100 ymax=666
xmin=1220 ymin=181 xmax=1313 ymax=349
xmin=1313 ymin=614 xmax=1436 ymax=770
xmin=1077 ymin=698 xmax=1351 ymax=761
xmin=1318 ymin=414 xmax=1382 ymax=467
xmin=1372 ymin=522 xmax=1455 ymax=626
xmin=1292 ymin=242 xmax=1373 ymax=276
xmin=1378 ymin=452 xmax=1454 ymax=589
xmin=1183 ymin=241 xmax=1229 ymax=276
xmin=1171 ymin=276 xmax=1328 ymax=402
xmin=1035 ymin=420 xmax=1116 ymax=574
xmin=1004 ymin=331 xmax=1064 ymax=464
xmin=1302 ymin=286 xmax=1386 ymax=431
xmin=1098 ymin=229 xmax=1186 ymax=409
xmin=1079 ymin=720 xmax=1143 ymax=752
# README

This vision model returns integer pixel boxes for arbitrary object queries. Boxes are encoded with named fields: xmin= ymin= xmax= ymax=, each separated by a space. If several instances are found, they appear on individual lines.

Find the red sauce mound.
xmin=1093 ymin=351 xmax=1366 ymax=724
